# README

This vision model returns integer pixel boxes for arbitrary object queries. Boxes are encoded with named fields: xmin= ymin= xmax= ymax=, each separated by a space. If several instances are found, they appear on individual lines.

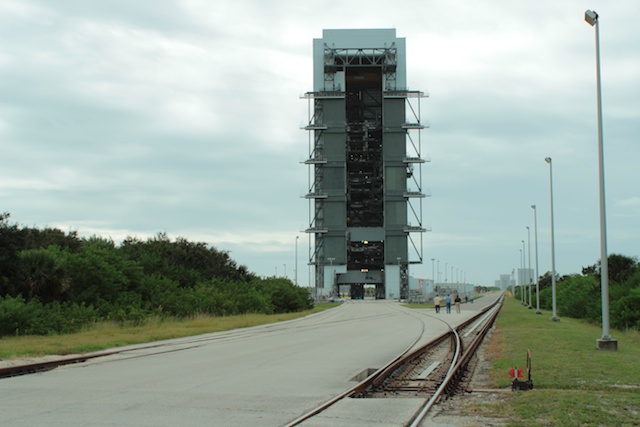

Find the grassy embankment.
xmin=0 ymin=304 xmax=335 ymax=359
xmin=474 ymin=296 xmax=640 ymax=426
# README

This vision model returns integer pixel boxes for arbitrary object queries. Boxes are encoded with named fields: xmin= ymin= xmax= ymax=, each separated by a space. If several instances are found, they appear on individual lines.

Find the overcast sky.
xmin=1 ymin=0 xmax=638 ymax=287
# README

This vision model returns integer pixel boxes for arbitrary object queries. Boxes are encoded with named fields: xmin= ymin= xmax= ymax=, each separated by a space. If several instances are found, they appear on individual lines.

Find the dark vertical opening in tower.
xmin=345 ymin=66 xmax=384 ymax=274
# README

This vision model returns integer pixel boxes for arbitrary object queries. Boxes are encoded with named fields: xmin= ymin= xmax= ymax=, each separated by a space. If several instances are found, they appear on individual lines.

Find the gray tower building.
xmin=304 ymin=29 xmax=427 ymax=300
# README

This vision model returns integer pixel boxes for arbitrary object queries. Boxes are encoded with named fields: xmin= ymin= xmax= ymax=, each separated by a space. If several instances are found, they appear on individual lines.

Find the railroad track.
xmin=285 ymin=295 xmax=504 ymax=426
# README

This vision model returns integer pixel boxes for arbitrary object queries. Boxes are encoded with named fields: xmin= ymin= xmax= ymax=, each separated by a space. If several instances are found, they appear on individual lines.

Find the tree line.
xmin=0 ymin=213 xmax=312 ymax=337
xmin=517 ymin=253 xmax=640 ymax=330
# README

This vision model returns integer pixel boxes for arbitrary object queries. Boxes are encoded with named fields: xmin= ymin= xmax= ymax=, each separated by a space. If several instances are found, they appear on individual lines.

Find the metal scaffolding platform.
xmin=303 ymin=29 xmax=428 ymax=300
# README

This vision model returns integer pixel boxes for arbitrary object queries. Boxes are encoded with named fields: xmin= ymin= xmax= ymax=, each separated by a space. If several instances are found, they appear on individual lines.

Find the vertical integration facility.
xmin=304 ymin=29 xmax=427 ymax=300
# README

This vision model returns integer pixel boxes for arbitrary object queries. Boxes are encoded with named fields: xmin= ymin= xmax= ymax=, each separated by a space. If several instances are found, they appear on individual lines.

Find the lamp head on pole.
xmin=545 ymin=157 xmax=551 ymax=164
xmin=531 ymin=204 xmax=536 ymax=210
xmin=585 ymin=10 xmax=598 ymax=26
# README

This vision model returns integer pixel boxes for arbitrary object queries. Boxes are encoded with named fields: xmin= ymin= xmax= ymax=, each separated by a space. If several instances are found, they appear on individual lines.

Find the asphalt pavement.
xmin=0 ymin=295 xmax=499 ymax=427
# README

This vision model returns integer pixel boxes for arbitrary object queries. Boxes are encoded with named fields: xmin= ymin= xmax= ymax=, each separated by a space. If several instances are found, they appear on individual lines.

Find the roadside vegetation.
xmin=0 ymin=306 xmax=335 ymax=359
xmin=476 ymin=297 xmax=640 ymax=426
xmin=517 ymin=253 xmax=640 ymax=330
xmin=0 ymin=213 xmax=313 ymax=339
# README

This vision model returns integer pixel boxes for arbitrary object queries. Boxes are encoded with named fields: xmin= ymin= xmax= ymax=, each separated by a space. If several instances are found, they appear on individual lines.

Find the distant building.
xmin=303 ymin=29 xmax=428 ymax=300
xmin=409 ymin=276 xmax=434 ymax=299
xmin=499 ymin=274 xmax=511 ymax=290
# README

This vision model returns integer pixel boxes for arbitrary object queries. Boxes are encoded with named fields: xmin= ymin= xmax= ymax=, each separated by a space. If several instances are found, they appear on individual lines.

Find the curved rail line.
xmin=407 ymin=296 xmax=503 ymax=426
xmin=284 ymin=295 xmax=504 ymax=426
xmin=282 ymin=303 xmax=432 ymax=427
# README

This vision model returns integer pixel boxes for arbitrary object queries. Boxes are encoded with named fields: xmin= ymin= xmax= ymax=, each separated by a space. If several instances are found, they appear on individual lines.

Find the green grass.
xmin=473 ymin=297 xmax=640 ymax=426
xmin=0 ymin=305 xmax=334 ymax=359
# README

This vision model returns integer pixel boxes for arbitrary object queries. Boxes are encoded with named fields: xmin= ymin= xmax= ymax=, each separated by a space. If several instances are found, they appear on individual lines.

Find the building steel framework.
xmin=303 ymin=34 xmax=427 ymax=299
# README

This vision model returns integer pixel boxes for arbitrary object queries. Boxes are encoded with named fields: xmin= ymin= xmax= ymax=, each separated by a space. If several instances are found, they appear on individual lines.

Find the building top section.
xmin=313 ymin=28 xmax=407 ymax=92
xmin=319 ymin=29 xmax=402 ymax=49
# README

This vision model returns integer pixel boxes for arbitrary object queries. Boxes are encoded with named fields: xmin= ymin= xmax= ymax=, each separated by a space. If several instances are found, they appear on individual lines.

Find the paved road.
xmin=0 ymin=295 xmax=498 ymax=427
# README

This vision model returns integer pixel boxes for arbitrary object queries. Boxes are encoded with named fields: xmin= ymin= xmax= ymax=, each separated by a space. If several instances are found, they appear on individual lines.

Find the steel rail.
xmin=379 ymin=298 xmax=501 ymax=390
xmin=283 ymin=311 xmax=428 ymax=427
xmin=408 ymin=294 xmax=504 ymax=426
xmin=284 ymin=295 xmax=503 ymax=426
xmin=355 ymin=300 xmax=497 ymax=398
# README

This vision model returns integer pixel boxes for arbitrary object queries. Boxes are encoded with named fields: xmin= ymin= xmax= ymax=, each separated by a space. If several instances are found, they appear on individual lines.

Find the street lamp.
xmin=532 ymin=205 xmax=541 ymax=314
xmin=295 ymin=236 xmax=299 ymax=285
xmin=527 ymin=226 xmax=532 ymax=309
xmin=511 ymin=268 xmax=515 ymax=297
xmin=545 ymin=157 xmax=559 ymax=321
xmin=519 ymin=247 xmax=524 ymax=304
xmin=445 ymin=262 xmax=448 ymax=284
xmin=585 ymin=10 xmax=616 ymax=350
xmin=431 ymin=258 xmax=435 ymax=287
xmin=521 ymin=240 xmax=526 ymax=306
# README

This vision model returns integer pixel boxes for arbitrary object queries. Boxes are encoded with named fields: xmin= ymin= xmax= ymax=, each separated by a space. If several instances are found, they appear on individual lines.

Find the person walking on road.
xmin=445 ymin=294 xmax=452 ymax=314
xmin=454 ymin=294 xmax=462 ymax=313
xmin=434 ymin=295 xmax=441 ymax=313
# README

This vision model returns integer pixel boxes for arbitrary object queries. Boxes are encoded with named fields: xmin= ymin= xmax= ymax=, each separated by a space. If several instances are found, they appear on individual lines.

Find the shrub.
xmin=611 ymin=272 xmax=640 ymax=330
xmin=0 ymin=295 xmax=46 ymax=336
xmin=555 ymin=274 xmax=601 ymax=321
xmin=0 ymin=295 xmax=101 ymax=337
xmin=255 ymin=278 xmax=313 ymax=313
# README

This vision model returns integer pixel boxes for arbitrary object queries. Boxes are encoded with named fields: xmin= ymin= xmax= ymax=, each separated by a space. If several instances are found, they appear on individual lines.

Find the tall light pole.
xmin=431 ymin=258 xmax=435 ymax=287
xmin=585 ymin=10 xmax=616 ymax=350
xmin=527 ymin=226 xmax=532 ymax=309
xmin=532 ymin=205 xmax=541 ymax=314
xmin=445 ymin=262 xmax=448 ymax=284
xmin=519 ymin=247 xmax=524 ymax=304
xmin=511 ymin=268 xmax=515 ymax=297
xmin=545 ymin=157 xmax=559 ymax=321
xmin=521 ymin=240 xmax=526 ymax=306
xmin=295 ymin=236 xmax=299 ymax=286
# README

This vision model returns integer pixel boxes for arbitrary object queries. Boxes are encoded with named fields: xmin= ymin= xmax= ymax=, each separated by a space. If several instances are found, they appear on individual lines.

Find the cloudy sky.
xmin=1 ymin=0 xmax=638 ymax=287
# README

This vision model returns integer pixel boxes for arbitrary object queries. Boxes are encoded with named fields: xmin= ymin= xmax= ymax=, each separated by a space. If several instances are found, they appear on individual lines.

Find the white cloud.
xmin=615 ymin=197 xmax=640 ymax=212
xmin=1 ymin=0 xmax=639 ymax=285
